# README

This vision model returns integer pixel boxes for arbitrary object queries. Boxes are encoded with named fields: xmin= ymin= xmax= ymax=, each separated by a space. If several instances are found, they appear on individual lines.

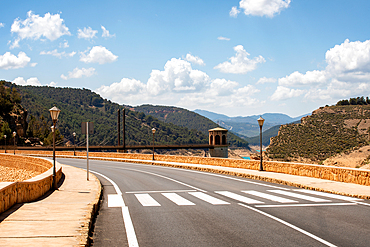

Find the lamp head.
xmin=13 ymin=131 xmax=16 ymax=137
xmin=49 ymin=106 xmax=61 ymax=121
xmin=51 ymin=126 xmax=55 ymax=133
xmin=4 ymin=134 xmax=6 ymax=138
xmin=257 ymin=116 xmax=265 ymax=127
xmin=152 ymin=128 xmax=156 ymax=134
xmin=73 ymin=132 xmax=76 ymax=137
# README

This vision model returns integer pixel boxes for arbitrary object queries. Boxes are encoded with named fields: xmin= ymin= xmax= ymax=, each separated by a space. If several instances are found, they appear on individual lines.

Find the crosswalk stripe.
xmin=135 ymin=193 xmax=161 ymax=206
xmin=242 ymin=190 xmax=298 ymax=203
xmin=268 ymin=190 xmax=331 ymax=202
xmin=293 ymin=189 xmax=363 ymax=201
xmin=162 ymin=193 xmax=195 ymax=206
xmin=215 ymin=191 xmax=264 ymax=204
xmin=188 ymin=192 xmax=230 ymax=205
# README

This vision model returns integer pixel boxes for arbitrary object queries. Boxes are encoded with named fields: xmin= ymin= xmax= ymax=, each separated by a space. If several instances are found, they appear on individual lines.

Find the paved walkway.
xmin=1 ymin=156 xmax=369 ymax=247
xmin=0 ymin=164 xmax=101 ymax=247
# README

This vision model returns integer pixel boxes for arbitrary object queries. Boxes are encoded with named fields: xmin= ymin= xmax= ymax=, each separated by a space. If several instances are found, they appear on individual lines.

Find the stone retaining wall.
xmin=16 ymin=150 xmax=370 ymax=186
xmin=0 ymin=155 xmax=62 ymax=214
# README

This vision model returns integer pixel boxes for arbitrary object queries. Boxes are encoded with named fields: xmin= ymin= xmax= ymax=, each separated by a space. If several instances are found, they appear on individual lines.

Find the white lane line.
xmin=108 ymin=194 xmax=126 ymax=207
xmin=215 ymin=191 xmax=264 ymax=204
xmin=90 ymin=170 xmax=139 ymax=247
xmin=268 ymin=190 xmax=331 ymax=202
xmin=188 ymin=192 xmax=230 ymax=205
xmin=242 ymin=190 xmax=298 ymax=203
xmin=113 ymin=163 xmax=290 ymax=190
xmin=255 ymin=202 xmax=357 ymax=208
xmin=120 ymin=167 xmax=207 ymax=192
xmin=239 ymin=203 xmax=337 ymax=247
xmin=293 ymin=189 xmax=364 ymax=202
xmin=127 ymin=190 xmax=197 ymax=194
xmin=162 ymin=193 xmax=195 ymax=206
xmin=135 ymin=194 xmax=161 ymax=207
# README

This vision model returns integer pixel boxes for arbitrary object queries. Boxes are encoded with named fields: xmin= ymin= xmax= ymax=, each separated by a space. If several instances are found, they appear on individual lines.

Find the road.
xmin=58 ymin=158 xmax=370 ymax=247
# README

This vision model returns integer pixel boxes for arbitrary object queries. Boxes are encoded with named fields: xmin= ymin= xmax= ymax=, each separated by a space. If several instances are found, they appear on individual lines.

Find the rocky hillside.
xmin=266 ymin=104 xmax=370 ymax=163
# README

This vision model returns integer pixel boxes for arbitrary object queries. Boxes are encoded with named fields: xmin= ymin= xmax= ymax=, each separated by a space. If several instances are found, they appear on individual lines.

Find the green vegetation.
xmin=14 ymin=84 xmax=208 ymax=146
xmin=336 ymin=96 xmax=370 ymax=106
xmin=0 ymin=80 xmax=23 ymax=144
xmin=134 ymin=104 xmax=249 ymax=148
xmin=266 ymin=105 xmax=370 ymax=162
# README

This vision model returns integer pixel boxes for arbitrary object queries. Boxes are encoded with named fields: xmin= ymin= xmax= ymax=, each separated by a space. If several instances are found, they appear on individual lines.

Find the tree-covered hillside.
xmin=13 ymin=84 xmax=208 ymax=146
xmin=133 ymin=105 xmax=249 ymax=148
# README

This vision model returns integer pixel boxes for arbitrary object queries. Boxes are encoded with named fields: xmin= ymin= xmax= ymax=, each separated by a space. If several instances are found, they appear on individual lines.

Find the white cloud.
xmin=96 ymin=78 xmax=146 ymax=103
xmin=80 ymin=46 xmax=118 ymax=64
xmin=272 ymin=39 xmax=370 ymax=102
xmin=0 ymin=23 xmax=4 ymax=28
xmin=59 ymin=40 xmax=69 ymax=48
xmin=185 ymin=53 xmax=205 ymax=66
xmin=257 ymin=77 xmax=277 ymax=84
xmin=239 ymin=0 xmax=291 ymax=18
xmin=0 ymin=51 xmax=31 ymax=70
xmin=13 ymin=77 xmax=42 ymax=86
xmin=95 ymin=56 xmax=262 ymax=111
xmin=61 ymin=67 xmax=96 ymax=80
xmin=214 ymin=45 xmax=265 ymax=74
xmin=229 ymin=6 xmax=240 ymax=17
xmin=101 ymin=25 xmax=115 ymax=38
xmin=47 ymin=81 xmax=58 ymax=87
xmin=40 ymin=49 xmax=76 ymax=58
xmin=271 ymin=86 xmax=305 ymax=101
xmin=10 ymin=11 xmax=70 ymax=48
xmin=217 ymin=36 xmax=230 ymax=41
xmin=77 ymin=27 xmax=98 ymax=40
xmin=147 ymin=58 xmax=210 ymax=95
xmin=278 ymin=70 xmax=328 ymax=87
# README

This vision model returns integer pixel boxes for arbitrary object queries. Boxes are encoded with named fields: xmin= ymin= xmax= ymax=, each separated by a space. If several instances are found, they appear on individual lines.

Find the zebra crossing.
xmin=123 ymin=189 xmax=363 ymax=208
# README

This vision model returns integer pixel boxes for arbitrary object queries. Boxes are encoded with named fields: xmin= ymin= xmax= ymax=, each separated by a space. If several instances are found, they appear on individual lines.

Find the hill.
xmin=5 ymin=82 xmax=208 ymax=147
xmin=266 ymin=104 xmax=370 ymax=163
xmin=245 ymin=125 xmax=281 ymax=146
xmin=194 ymin=109 xmax=309 ymax=137
xmin=133 ymin=105 xmax=249 ymax=148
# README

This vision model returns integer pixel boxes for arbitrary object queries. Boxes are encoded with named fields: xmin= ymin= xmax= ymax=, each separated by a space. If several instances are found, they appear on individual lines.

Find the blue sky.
xmin=1 ymin=0 xmax=370 ymax=118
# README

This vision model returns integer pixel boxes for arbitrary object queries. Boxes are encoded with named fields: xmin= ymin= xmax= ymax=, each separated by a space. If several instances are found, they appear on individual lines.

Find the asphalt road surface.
xmin=58 ymin=158 xmax=370 ymax=247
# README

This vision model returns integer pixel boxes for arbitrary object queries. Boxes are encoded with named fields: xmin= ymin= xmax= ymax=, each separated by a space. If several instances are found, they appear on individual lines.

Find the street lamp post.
xmin=4 ymin=135 xmax=6 ymax=153
xmin=49 ymin=106 xmax=61 ymax=190
xmin=152 ymin=128 xmax=156 ymax=160
xmin=257 ymin=116 xmax=265 ymax=171
xmin=13 ymin=132 xmax=16 ymax=155
xmin=73 ymin=132 xmax=76 ymax=156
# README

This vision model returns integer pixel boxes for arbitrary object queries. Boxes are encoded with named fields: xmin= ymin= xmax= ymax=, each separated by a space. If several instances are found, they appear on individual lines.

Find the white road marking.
xmin=114 ymin=163 xmax=290 ymax=190
xmin=120 ymin=167 xmax=207 ymax=192
xmin=293 ymin=189 xmax=364 ymax=201
xmin=135 ymin=194 xmax=161 ymax=207
xmin=126 ymin=189 xmax=196 ymax=194
xmin=255 ymin=202 xmax=357 ymax=208
xmin=268 ymin=190 xmax=331 ymax=202
xmin=108 ymin=194 xmax=126 ymax=207
xmin=90 ymin=170 xmax=139 ymax=247
xmin=239 ymin=203 xmax=337 ymax=247
xmin=188 ymin=192 xmax=230 ymax=205
xmin=215 ymin=191 xmax=264 ymax=204
xmin=162 ymin=193 xmax=195 ymax=206
xmin=242 ymin=190 xmax=298 ymax=203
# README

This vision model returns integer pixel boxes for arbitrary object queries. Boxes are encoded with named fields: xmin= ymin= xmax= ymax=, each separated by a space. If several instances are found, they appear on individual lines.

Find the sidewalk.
xmin=0 ymin=164 xmax=101 ymax=247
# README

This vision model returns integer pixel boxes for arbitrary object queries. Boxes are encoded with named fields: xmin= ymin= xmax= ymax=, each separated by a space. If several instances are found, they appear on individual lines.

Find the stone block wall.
xmin=15 ymin=150 xmax=370 ymax=186
xmin=0 ymin=155 xmax=62 ymax=214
